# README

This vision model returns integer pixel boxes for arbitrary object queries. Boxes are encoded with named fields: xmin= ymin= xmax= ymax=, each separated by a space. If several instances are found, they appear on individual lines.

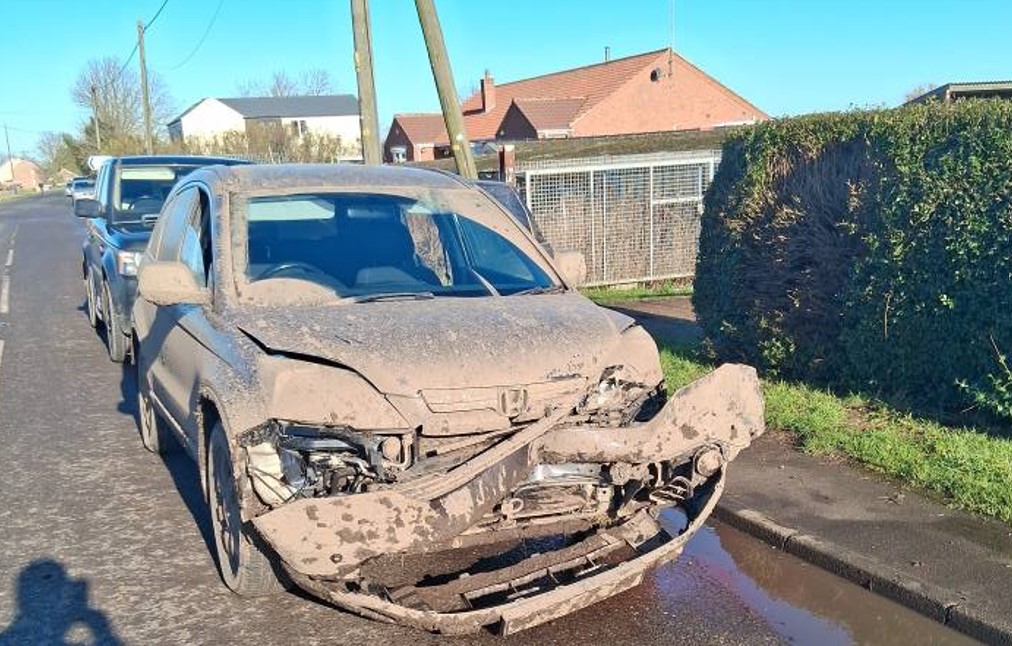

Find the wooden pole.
xmin=414 ymin=0 xmax=477 ymax=179
xmin=137 ymin=20 xmax=154 ymax=154
xmin=351 ymin=0 xmax=382 ymax=164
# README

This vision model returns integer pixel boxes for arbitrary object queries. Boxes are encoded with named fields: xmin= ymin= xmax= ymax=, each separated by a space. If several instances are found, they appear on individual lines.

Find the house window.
xmin=390 ymin=146 xmax=407 ymax=164
xmin=290 ymin=120 xmax=309 ymax=137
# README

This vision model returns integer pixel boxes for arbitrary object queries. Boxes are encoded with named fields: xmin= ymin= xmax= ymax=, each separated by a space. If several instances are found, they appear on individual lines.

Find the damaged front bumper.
xmin=252 ymin=363 xmax=764 ymax=634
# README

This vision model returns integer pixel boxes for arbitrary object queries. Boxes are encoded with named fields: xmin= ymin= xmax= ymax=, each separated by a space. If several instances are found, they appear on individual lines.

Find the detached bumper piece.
xmin=289 ymin=476 xmax=724 ymax=636
xmin=253 ymin=364 xmax=764 ymax=635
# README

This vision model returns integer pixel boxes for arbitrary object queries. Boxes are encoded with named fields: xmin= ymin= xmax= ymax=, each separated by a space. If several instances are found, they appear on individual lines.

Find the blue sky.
xmin=2 ymin=0 xmax=1011 ymax=157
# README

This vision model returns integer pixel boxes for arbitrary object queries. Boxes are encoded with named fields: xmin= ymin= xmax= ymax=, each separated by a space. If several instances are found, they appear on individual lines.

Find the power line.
xmin=165 ymin=0 xmax=225 ymax=71
xmin=144 ymin=0 xmax=170 ymax=30
xmin=112 ymin=0 xmax=171 ymax=84
xmin=116 ymin=42 xmax=140 ymax=80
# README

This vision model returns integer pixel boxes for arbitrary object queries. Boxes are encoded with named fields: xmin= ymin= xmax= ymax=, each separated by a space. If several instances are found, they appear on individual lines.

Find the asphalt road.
xmin=0 ymin=195 xmax=973 ymax=645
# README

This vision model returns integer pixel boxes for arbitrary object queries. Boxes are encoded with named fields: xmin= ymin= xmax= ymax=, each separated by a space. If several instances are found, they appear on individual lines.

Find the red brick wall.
xmin=573 ymin=54 xmax=767 ymax=137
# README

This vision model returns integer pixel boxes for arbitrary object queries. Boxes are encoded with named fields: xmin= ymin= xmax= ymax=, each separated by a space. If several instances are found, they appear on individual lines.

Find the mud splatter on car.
xmin=131 ymin=163 xmax=764 ymax=635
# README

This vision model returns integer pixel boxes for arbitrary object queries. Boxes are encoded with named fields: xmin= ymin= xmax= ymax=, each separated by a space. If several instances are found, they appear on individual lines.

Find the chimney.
xmin=480 ymin=70 xmax=496 ymax=113
xmin=604 ymin=46 xmax=611 ymax=62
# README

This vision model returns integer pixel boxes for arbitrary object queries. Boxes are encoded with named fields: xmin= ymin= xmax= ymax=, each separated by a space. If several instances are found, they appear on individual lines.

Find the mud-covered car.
xmin=131 ymin=163 xmax=764 ymax=636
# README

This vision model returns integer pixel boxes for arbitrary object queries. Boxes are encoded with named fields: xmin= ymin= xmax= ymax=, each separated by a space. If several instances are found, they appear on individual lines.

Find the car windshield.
xmin=73 ymin=180 xmax=94 ymax=189
xmin=112 ymin=165 xmax=200 ymax=224
xmin=239 ymin=191 xmax=558 ymax=301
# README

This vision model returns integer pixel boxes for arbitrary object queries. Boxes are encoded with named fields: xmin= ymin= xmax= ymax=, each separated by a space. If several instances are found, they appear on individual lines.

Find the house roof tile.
xmin=511 ymin=97 xmax=588 ymax=132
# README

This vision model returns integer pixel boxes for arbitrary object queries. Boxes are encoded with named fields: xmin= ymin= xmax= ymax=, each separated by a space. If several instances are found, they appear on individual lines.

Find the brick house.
xmin=383 ymin=48 xmax=767 ymax=163
xmin=0 ymin=157 xmax=43 ymax=190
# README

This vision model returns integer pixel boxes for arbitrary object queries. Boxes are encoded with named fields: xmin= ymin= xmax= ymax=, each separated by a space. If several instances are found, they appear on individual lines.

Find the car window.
xmin=111 ymin=165 xmax=204 ymax=224
xmin=153 ymin=187 xmax=198 ymax=262
xmin=178 ymin=190 xmax=211 ymax=287
xmin=95 ymin=164 xmax=109 ymax=206
xmin=240 ymin=192 xmax=555 ymax=299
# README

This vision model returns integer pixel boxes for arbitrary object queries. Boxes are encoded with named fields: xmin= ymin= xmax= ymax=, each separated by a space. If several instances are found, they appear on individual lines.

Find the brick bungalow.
xmin=384 ymin=48 xmax=767 ymax=163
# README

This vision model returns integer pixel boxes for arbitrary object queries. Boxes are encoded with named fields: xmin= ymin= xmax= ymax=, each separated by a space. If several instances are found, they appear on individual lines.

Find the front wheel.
xmin=101 ymin=282 xmax=128 ymax=363
xmin=84 ymin=269 xmax=98 ymax=328
xmin=207 ymin=422 xmax=281 ymax=596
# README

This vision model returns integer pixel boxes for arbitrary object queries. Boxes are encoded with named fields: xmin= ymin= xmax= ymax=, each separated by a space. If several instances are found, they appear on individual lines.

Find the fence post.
xmin=499 ymin=144 xmax=516 ymax=186
xmin=648 ymin=164 xmax=655 ymax=278
xmin=589 ymin=169 xmax=595 ymax=281
xmin=602 ymin=170 xmax=608 ymax=282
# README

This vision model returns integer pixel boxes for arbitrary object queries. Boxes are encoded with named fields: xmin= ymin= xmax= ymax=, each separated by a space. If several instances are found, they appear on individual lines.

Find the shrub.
xmin=695 ymin=101 xmax=1012 ymax=420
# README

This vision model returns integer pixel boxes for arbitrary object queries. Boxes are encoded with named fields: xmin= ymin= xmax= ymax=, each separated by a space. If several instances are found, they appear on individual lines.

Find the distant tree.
xmin=238 ymin=69 xmax=335 ymax=97
xmin=36 ymin=132 xmax=84 ymax=176
xmin=301 ymin=69 xmax=334 ymax=96
xmin=904 ymin=83 xmax=937 ymax=103
xmin=70 ymin=57 xmax=175 ymax=151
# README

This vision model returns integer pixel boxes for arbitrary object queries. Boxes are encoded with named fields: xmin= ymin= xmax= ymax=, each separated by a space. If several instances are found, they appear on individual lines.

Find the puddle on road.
xmin=652 ymin=511 xmax=976 ymax=645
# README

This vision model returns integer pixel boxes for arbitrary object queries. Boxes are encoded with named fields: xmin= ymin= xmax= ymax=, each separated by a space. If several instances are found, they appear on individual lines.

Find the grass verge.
xmin=660 ymin=343 xmax=1012 ymax=524
xmin=582 ymin=281 xmax=693 ymax=304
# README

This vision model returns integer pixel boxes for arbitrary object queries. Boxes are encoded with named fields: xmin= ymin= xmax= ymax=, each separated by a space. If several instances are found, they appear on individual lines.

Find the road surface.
xmin=0 ymin=195 xmax=973 ymax=645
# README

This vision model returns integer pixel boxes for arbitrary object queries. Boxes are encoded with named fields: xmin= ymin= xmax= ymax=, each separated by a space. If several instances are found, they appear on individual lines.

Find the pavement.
xmin=0 ymin=194 xmax=982 ymax=645
xmin=618 ymin=295 xmax=1012 ymax=645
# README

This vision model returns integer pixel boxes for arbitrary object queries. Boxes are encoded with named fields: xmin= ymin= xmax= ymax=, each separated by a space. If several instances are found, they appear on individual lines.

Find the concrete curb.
xmin=713 ymin=502 xmax=1012 ymax=645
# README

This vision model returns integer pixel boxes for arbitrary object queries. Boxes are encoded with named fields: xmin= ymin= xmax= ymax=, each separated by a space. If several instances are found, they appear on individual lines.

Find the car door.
xmin=83 ymin=162 xmax=111 ymax=281
xmin=139 ymin=186 xmax=200 ymax=445
xmin=151 ymin=185 xmax=219 ymax=448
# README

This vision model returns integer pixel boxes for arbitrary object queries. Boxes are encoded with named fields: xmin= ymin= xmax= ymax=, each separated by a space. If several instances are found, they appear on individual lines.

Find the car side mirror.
xmin=555 ymin=250 xmax=587 ymax=287
xmin=138 ymin=261 xmax=211 ymax=306
xmin=74 ymin=198 xmax=101 ymax=219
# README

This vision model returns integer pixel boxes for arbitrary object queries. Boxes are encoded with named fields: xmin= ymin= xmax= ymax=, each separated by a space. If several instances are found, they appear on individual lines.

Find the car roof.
xmin=190 ymin=163 xmax=470 ymax=193
xmin=112 ymin=155 xmax=252 ymax=167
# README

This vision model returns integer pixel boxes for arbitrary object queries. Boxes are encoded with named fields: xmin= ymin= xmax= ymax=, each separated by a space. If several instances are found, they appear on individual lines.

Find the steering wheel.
xmin=258 ymin=262 xmax=329 ymax=280
xmin=128 ymin=195 xmax=162 ymax=209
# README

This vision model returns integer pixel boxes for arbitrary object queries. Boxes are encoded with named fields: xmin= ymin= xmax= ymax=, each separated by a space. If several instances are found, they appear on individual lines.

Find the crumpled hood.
xmin=230 ymin=294 xmax=633 ymax=395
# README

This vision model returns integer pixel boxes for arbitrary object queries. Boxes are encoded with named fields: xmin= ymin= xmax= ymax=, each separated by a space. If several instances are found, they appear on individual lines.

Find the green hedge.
xmin=694 ymin=101 xmax=1012 ymax=420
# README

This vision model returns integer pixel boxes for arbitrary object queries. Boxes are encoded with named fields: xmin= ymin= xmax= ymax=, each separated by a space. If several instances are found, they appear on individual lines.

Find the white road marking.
xmin=0 ymin=275 xmax=8 ymax=315
xmin=4 ymin=248 xmax=11 ymax=267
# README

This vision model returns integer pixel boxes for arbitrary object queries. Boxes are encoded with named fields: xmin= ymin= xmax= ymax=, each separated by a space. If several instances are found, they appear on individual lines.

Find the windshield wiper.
xmin=512 ymin=285 xmax=566 ymax=296
xmin=348 ymin=291 xmax=436 ymax=303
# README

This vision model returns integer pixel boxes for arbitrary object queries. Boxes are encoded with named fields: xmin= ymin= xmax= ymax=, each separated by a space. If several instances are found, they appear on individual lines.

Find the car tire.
xmin=136 ymin=360 xmax=173 ymax=455
xmin=84 ymin=269 xmax=99 ymax=328
xmin=207 ymin=421 xmax=281 ymax=597
xmin=101 ymin=282 xmax=128 ymax=363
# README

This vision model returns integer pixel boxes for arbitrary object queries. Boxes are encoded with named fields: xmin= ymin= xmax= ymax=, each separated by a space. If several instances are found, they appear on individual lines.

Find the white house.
xmin=167 ymin=95 xmax=361 ymax=147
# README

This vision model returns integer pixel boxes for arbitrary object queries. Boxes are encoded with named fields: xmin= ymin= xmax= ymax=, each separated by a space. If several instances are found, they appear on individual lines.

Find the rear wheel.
xmin=207 ymin=422 xmax=281 ymax=596
xmin=84 ymin=269 xmax=98 ymax=328
xmin=101 ymin=282 xmax=128 ymax=363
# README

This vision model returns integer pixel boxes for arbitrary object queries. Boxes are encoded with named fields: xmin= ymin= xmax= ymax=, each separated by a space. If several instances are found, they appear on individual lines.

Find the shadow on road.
xmin=0 ymin=559 xmax=123 ymax=646
xmin=118 ymin=362 xmax=216 ymax=561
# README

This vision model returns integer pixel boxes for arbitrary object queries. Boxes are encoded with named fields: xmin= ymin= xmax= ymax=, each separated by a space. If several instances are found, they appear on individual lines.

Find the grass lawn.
xmin=582 ymin=282 xmax=693 ymax=304
xmin=660 ymin=343 xmax=1012 ymax=524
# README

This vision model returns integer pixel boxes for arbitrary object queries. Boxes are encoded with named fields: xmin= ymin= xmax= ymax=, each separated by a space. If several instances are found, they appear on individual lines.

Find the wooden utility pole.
xmin=90 ymin=85 xmax=102 ymax=150
xmin=414 ymin=0 xmax=477 ymax=179
xmin=351 ymin=0 xmax=382 ymax=164
xmin=4 ymin=124 xmax=16 ymax=195
xmin=137 ymin=19 xmax=154 ymax=155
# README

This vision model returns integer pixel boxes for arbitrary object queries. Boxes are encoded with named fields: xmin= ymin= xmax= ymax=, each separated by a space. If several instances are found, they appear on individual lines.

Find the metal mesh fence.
xmin=518 ymin=150 xmax=720 ymax=286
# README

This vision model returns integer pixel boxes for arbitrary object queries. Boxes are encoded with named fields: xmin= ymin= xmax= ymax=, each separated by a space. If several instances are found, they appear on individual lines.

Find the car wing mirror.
xmin=555 ymin=250 xmax=587 ymax=287
xmin=74 ymin=198 xmax=101 ymax=219
xmin=138 ymin=261 xmax=211 ymax=306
